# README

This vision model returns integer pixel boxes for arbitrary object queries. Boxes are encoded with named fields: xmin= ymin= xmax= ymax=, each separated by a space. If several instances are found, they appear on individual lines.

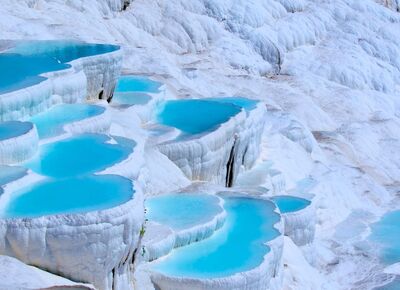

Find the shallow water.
xmin=0 ymin=174 xmax=133 ymax=218
xmin=25 ymin=133 xmax=134 ymax=178
xmin=113 ymin=92 xmax=152 ymax=105
xmin=0 ymin=165 xmax=27 ymax=186
xmin=0 ymin=40 xmax=118 ymax=94
xmin=146 ymin=193 xmax=223 ymax=231
xmin=157 ymin=99 xmax=241 ymax=135
xmin=151 ymin=196 xmax=280 ymax=278
xmin=0 ymin=121 xmax=33 ymax=141
xmin=30 ymin=104 xmax=105 ymax=138
xmin=369 ymin=210 xmax=400 ymax=265
xmin=115 ymin=75 xmax=161 ymax=94
xmin=272 ymin=195 xmax=311 ymax=213
xmin=207 ymin=96 xmax=258 ymax=111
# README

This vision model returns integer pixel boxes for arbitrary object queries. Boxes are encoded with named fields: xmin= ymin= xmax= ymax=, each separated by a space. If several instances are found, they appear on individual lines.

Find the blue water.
xmin=1 ymin=174 xmax=134 ymax=218
xmin=157 ymin=99 xmax=241 ymax=135
xmin=0 ymin=121 xmax=33 ymax=141
xmin=29 ymin=104 xmax=105 ymax=138
xmin=207 ymin=97 xmax=258 ymax=111
xmin=113 ymin=92 xmax=152 ymax=105
xmin=25 ymin=134 xmax=134 ymax=178
xmin=0 ymin=40 xmax=119 ymax=94
xmin=272 ymin=195 xmax=311 ymax=213
xmin=115 ymin=75 xmax=162 ymax=94
xmin=151 ymin=196 xmax=280 ymax=278
xmin=146 ymin=193 xmax=223 ymax=231
xmin=369 ymin=210 xmax=400 ymax=265
xmin=374 ymin=278 xmax=400 ymax=290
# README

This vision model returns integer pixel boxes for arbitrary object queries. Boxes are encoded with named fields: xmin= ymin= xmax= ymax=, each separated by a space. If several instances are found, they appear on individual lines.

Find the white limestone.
xmin=149 ymin=195 xmax=284 ymax=290
xmin=0 ymin=255 xmax=95 ymax=290
xmin=157 ymin=102 xmax=266 ymax=186
xmin=279 ymin=195 xmax=316 ymax=247
xmin=0 ymin=123 xmax=39 ymax=165
xmin=0 ymin=180 xmax=144 ymax=290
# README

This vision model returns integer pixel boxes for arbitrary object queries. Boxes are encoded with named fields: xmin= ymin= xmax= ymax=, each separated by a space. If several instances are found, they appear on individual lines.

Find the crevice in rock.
xmin=242 ymin=145 xmax=248 ymax=165
xmin=98 ymin=89 xmax=104 ymax=100
xmin=111 ymin=267 xmax=116 ymax=290
xmin=122 ymin=0 xmax=130 ymax=11
xmin=226 ymin=136 xmax=237 ymax=187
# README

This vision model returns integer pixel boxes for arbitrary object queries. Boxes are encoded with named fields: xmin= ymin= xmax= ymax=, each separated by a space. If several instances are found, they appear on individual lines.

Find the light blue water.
xmin=272 ymin=195 xmax=311 ymax=213
xmin=151 ymin=196 xmax=280 ymax=278
xmin=157 ymin=99 xmax=241 ymax=135
xmin=1 ymin=174 xmax=134 ymax=218
xmin=0 ymin=40 xmax=119 ymax=94
xmin=29 ymin=104 xmax=105 ymax=138
xmin=25 ymin=134 xmax=134 ymax=178
xmin=146 ymin=193 xmax=223 ymax=231
xmin=113 ymin=92 xmax=152 ymax=105
xmin=115 ymin=75 xmax=162 ymax=94
xmin=207 ymin=97 xmax=258 ymax=111
xmin=369 ymin=210 xmax=400 ymax=265
xmin=0 ymin=121 xmax=33 ymax=141
xmin=374 ymin=278 xmax=400 ymax=290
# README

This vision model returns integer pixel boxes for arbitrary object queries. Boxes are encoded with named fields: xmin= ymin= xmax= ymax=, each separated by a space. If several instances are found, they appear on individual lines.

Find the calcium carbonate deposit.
xmin=0 ymin=0 xmax=399 ymax=289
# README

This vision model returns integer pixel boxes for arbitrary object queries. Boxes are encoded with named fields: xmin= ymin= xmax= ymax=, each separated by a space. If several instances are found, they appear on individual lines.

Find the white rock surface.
xmin=157 ymin=102 xmax=266 ymax=186
xmin=0 ymin=123 xmax=39 ymax=164
xmin=0 ymin=181 xmax=144 ymax=290
xmin=0 ymin=255 xmax=95 ymax=290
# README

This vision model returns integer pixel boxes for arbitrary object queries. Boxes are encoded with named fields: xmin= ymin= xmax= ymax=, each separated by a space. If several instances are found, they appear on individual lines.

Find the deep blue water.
xmin=0 ymin=40 xmax=119 ymax=94
xmin=146 ymin=193 xmax=223 ymax=231
xmin=0 ymin=121 xmax=33 ymax=141
xmin=151 ymin=196 xmax=280 ymax=278
xmin=272 ymin=195 xmax=311 ymax=213
xmin=24 ymin=133 xmax=134 ymax=178
xmin=29 ymin=104 xmax=105 ymax=138
xmin=157 ymin=99 xmax=241 ymax=135
xmin=1 ymin=174 xmax=134 ymax=218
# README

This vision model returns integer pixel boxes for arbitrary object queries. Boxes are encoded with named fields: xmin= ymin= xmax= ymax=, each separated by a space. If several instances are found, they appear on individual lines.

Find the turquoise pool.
xmin=146 ymin=193 xmax=223 ymax=231
xmin=113 ymin=92 xmax=152 ymax=106
xmin=157 ymin=99 xmax=241 ymax=135
xmin=25 ymin=133 xmax=134 ymax=178
xmin=151 ymin=196 xmax=280 ymax=278
xmin=115 ymin=75 xmax=162 ymax=94
xmin=0 ymin=121 xmax=33 ymax=141
xmin=207 ymin=97 xmax=258 ymax=111
xmin=29 ymin=104 xmax=105 ymax=138
xmin=272 ymin=195 xmax=311 ymax=213
xmin=0 ymin=174 xmax=133 ymax=218
xmin=0 ymin=40 xmax=119 ymax=94
xmin=369 ymin=210 xmax=400 ymax=265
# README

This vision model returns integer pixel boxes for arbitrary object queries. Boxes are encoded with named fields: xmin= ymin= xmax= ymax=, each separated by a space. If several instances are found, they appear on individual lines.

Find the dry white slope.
xmin=1 ymin=0 xmax=400 ymax=289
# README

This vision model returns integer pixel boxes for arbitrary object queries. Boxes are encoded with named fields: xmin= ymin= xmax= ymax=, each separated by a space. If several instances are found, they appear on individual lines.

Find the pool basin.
xmin=24 ymin=133 xmax=134 ymax=178
xmin=0 ymin=40 xmax=119 ymax=94
xmin=29 ymin=103 xmax=106 ymax=138
xmin=0 ymin=174 xmax=134 ymax=218
xmin=207 ymin=97 xmax=258 ymax=112
xmin=115 ymin=75 xmax=162 ymax=94
xmin=271 ymin=195 xmax=311 ymax=213
xmin=156 ymin=99 xmax=241 ymax=136
xmin=146 ymin=193 xmax=226 ymax=248
xmin=150 ymin=195 xmax=281 ymax=280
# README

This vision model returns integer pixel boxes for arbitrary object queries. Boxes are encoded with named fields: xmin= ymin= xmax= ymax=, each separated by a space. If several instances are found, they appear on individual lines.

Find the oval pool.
xmin=0 ymin=174 xmax=134 ymax=218
xmin=24 ymin=133 xmax=134 ymax=178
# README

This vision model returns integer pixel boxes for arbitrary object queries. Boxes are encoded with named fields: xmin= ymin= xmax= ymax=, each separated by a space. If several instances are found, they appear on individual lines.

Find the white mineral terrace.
xmin=1 ymin=0 xmax=399 ymax=289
